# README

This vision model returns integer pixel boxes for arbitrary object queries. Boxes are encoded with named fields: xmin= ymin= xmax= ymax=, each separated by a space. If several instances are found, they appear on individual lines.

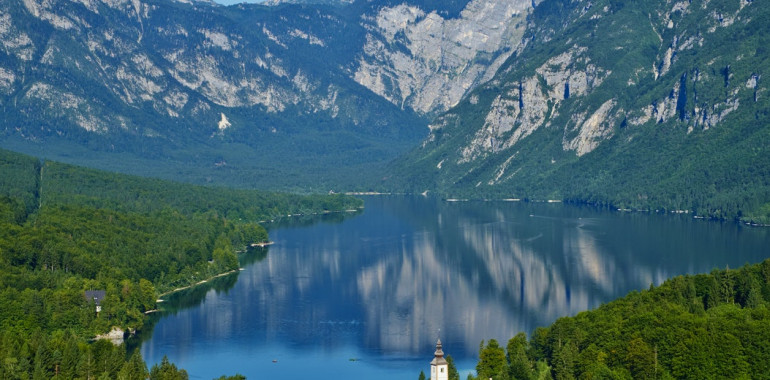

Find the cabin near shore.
xmin=84 ymin=290 xmax=106 ymax=314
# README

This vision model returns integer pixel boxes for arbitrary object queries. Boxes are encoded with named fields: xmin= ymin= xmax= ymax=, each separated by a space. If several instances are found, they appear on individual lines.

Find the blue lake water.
xmin=139 ymin=196 xmax=770 ymax=379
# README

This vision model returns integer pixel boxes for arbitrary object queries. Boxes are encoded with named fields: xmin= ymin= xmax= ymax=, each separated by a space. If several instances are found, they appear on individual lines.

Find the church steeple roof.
xmin=430 ymin=339 xmax=448 ymax=366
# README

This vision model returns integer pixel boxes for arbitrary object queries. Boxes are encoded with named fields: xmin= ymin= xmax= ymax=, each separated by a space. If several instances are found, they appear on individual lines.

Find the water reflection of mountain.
xmin=328 ymin=196 xmax=769 ymax=357
xmin=353 ymin=197 xmax=634 ymax=357
xmin=359 ymin=197 xmax=770 ymax=357
xmin=142 ymin=196 xmax=770 ymax=367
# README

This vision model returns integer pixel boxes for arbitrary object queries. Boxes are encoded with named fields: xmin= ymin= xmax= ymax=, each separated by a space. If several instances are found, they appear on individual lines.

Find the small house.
xmin=85 ymin=290 xmax=106 ymax=314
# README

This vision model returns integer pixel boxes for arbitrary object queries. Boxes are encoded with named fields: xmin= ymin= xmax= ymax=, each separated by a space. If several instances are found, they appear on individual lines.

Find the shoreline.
xmin=155 ymin=268 xmax=241 ymax=303
xmin=155 ymin=241 xmax=273 ymax=302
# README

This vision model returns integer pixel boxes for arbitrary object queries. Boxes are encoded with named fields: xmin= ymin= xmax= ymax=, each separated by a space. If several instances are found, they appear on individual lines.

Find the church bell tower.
xmin=430 ymin=339 xmax=449 ymax=380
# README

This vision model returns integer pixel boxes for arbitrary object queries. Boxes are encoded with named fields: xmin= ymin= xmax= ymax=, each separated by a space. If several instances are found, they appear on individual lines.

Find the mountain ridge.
xmin=385 ymin=0 xmax=770 ymax=222
xmin=2 ymin=0 xmax=767 ymax=221
xmin=2 ymin=0 xmax=518 ymax=190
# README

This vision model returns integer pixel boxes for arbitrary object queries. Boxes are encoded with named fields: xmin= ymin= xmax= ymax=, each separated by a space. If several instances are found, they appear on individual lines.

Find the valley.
xmin=0 ymin=0 xmax=531 ymax=191
xmin=1 ymin=0 xmax=770 ymax=378
xmin=2 ymin=0 xmax=767 ymax=221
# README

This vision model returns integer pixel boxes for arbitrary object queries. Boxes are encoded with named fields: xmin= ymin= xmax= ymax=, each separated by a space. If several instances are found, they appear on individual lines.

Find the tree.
xmin=419 ymin=370 xmax=426 ymax=380
xmin=575 ymin=343 xmax=610 ymax=379
xmin=477 ymin=339 xmax=508 ymax=379
xmin=59 ymin=331 xmax=80 ymax=379
xmin=721 ymin=267 xmax=735 ymax=304
xmin=237 ymin=223 xmax=268 ymax=245
xmin=77 ymin=347 xmax=96 ymax=380
xmin=213 ymin=234 xmax=239 ymax=272
xmin=118 ymin=352 xmax=149 ymax=380
xmin=139 ymin=279 xmax=156 ymax=312
xmin=551 ymin=340 xmax=577 ymax=380
xmin=624 ymin=337 xmax=655 ymax=379
xmin=507 ymin=333 xmax=533 ymax=380
xmin=149 ymin=356 xmax=188 ymax=380
xmin=528 ymin=328 xmax=550 ymax=362
xmin=212 ymin=247 xmax=239 ymax=272
xmin=32 ymin=340 xmax=52 ymax=380
xmin=447 ymin=355 xmax=461 ymax=380
xmin=745 ymin=280 xmax=763 ymax=309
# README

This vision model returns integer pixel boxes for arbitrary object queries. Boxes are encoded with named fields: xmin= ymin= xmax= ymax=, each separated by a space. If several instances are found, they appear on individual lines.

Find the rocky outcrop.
xmin=562 ymin=99 xmax=617 ymax=156
xmin=95 ymin=327 xmax=126 ymax=345
xmin=457 ymin=44 xmax=612 ymax=163
xmin=354 ymin=0 xmax=533 ymax=116
xmin=459 ymin=75 xmax=547 ymax=163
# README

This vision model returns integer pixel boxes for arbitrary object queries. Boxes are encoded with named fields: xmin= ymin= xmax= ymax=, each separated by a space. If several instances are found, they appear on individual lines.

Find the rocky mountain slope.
xmin=0 ymin=0 xmax=529 ymax=189
xmin=4 ymin=0 xmax=765 ymax=220
xmin=353 ymin=0 xmax=532 ymax=116
xmin=386 ymin=0 xmax=770 ymax=222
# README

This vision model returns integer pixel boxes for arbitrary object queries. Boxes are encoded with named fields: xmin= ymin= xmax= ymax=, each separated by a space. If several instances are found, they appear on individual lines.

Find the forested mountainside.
xmin=466 ymin=260 xmax=770 ymax=379
xmin=0 ymin=147 xmax=361 ymax=378
xmin=387 ymin=0 xmax=770 ymax=223
xmin=0 ymin=0 xmax=532 ymax=190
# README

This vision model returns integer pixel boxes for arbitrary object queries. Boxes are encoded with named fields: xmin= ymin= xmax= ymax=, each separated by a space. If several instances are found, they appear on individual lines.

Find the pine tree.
xmin=32 ymin=342 xmax=52 ymax=380
xmin=60 ymin=332 xmax=80 ymax=379
xmin=150 ymin=355 xmax=189 ymax=380
xmin=446 ymin=355 xmax=461 ymax=380
xmin=551 ymin=340 xmax=577 ymax=380
xmin=78 ymin=347 xmax=95 ymax=380
xmin=507 ymin=333 xmax=533 ymax=380
xmin=118 ymin=352 xmax=149 ymax=380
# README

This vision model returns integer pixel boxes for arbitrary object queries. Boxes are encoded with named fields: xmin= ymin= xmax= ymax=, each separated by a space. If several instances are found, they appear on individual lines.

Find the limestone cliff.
xmin=354 ymin=0 xmax=533 ymax=116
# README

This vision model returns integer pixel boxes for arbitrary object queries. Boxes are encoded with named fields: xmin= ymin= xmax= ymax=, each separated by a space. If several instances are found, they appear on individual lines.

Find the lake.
xmin=139 ymin=196 xmax=770 ymax=379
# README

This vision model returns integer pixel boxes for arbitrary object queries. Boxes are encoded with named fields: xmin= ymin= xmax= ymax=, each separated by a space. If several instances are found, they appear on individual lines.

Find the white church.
xmin=430 ymin=339 xmax=449 ymax=380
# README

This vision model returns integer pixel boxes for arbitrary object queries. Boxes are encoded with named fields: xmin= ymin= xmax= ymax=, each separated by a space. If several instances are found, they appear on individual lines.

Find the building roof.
xmin=85 ymin=290 xmax=106 ymax=306
xmin=430 ymin=339 xmax=448 ymax=366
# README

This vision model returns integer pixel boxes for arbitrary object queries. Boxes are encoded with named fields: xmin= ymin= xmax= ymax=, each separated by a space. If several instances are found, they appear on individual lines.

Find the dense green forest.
xmin=464 ymin=260 xmax=770 ymax=380
xmin=0 ymin=148 xmax=362 ymax=379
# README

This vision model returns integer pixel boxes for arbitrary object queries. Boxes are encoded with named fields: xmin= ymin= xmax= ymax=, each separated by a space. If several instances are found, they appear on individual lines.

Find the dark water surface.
xmin=139 ymin=196 xmax=770 ymax=379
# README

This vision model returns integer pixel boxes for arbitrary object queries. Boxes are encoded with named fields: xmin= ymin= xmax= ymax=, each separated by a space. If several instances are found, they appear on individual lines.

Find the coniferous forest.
xmin=0 ymin=148 xmax=362 ymax=379
xmin=463 ymin=261 xmax=770 ymax=380
xmin=4 ymin=142 xmax=770 ymax=379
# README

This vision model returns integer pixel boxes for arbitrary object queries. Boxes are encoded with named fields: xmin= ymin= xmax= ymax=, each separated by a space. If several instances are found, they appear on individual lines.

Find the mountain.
xmin=386 ymin=0 xmax=770 ymax=222
xmin=0 ymin=0 xmax=530 ymax=190
xmin=352 ymin=0 xmax=532 ymax=116
xmin=5 ymin=0 xmax=764 ymax=220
